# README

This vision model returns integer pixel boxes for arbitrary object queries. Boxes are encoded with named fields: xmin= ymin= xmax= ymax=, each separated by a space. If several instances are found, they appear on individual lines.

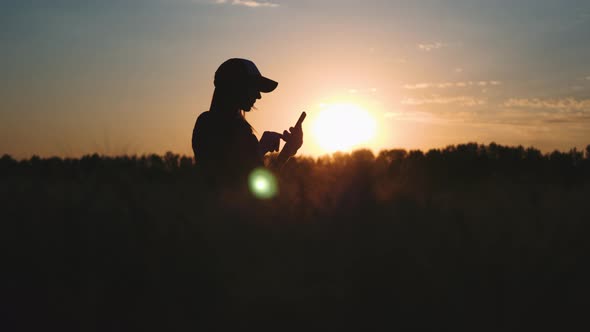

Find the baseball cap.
xmin=214 ymin=58 xmax=278 ymax=93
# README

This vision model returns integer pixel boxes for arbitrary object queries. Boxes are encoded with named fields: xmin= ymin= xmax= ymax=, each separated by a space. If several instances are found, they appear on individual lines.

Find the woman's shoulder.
xmin=195 ymin=111 xmax=223 ymax=130
xmin=196 ymin=110 xmax=214 ymax=124
xmin=195 ymin=111 xmax=254 ymax=137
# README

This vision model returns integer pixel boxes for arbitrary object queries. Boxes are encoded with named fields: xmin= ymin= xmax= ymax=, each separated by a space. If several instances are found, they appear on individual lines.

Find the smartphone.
xmin=295 ymin=111 xmax=306 ymax=128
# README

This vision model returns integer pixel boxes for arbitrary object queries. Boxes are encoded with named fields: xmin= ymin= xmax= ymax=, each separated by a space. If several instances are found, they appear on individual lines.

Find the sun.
xmin=312 ymin=103 xmax=377 ymax=153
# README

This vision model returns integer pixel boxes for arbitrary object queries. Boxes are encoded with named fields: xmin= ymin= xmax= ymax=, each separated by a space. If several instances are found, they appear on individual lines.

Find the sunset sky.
xmin=2 ymin=0 xmax=590 ymax=158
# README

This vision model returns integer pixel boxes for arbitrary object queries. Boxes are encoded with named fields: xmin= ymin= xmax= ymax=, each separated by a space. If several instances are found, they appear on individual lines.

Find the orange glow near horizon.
xmin=3 ymin=2 xmax=590 ymax=159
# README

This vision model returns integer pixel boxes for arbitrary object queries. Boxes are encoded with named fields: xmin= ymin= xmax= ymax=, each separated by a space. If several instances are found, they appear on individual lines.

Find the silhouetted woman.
xmin=192 ymin=58 xmax=303 ymax=187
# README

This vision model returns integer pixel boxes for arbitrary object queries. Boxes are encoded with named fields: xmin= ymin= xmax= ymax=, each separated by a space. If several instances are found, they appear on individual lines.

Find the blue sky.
xmin=1 ymin=0 xmax=589 ymax=157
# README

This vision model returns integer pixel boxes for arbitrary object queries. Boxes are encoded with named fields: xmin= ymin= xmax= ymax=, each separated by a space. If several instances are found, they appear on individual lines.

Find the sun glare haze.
xmin=312 ymin=103 xmax=377 ymax=153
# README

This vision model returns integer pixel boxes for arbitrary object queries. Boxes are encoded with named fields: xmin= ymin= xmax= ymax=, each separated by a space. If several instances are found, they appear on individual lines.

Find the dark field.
xmin=3 ymin=143 xmax=590 ymax=331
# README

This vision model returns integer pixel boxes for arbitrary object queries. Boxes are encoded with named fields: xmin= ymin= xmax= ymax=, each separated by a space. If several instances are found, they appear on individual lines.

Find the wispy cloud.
xmin=486 ymin=110 xmax=590 ymax=126
xmin=387 ymin=96 xmax=590 ymax=129
xmin=383 ymin=110 xmax=480 ymax=125
xmin=418 ymin=42 xmax=446 ymax=51
xmin=403 ymin=83 xmax=432 ymax=89
xmin=401 ymin=96 xmax=486 ymax=107
xmin=577 ymin=12 xmax=590 ymax=23
xmin=214 ymin=0 xmax=279 ymax=8
xmin=504 ymin=98 xmax=590 ymax=111
xmin=383 ymin=111 xmax=440 ymax=123
xmin=403 ymin=81 xmax=501 ymax=89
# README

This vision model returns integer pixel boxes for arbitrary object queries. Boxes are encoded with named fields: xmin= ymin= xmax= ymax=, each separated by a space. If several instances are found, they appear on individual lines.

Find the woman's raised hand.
xmin=281 ymin=124 xmax=303 ymax=158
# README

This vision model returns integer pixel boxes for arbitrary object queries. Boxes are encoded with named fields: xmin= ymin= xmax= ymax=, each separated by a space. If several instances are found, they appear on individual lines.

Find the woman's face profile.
xmin=239 ymin=86 xmax=262 ymax=112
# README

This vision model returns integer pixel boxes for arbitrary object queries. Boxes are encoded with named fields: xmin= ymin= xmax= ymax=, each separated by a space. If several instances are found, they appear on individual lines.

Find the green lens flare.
xmin=248 ymin=167 xmax=278 ymax=199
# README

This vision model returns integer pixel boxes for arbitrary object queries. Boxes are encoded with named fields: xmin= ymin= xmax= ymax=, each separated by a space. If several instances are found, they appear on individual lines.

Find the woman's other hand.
xmin=258 ymin=131 xmax=282 ymax=157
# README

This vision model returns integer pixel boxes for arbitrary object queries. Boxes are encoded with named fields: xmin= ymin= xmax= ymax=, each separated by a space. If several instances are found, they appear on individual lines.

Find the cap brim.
xmin=258 ymin=76 xmax=278 ymax=93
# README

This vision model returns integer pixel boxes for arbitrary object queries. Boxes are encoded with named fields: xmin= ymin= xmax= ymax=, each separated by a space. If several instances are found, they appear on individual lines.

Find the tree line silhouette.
xmin=2 ymin=142 xmax=590 ymax=331
xmin=3 ymin=142 xmax=590 ymax=181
